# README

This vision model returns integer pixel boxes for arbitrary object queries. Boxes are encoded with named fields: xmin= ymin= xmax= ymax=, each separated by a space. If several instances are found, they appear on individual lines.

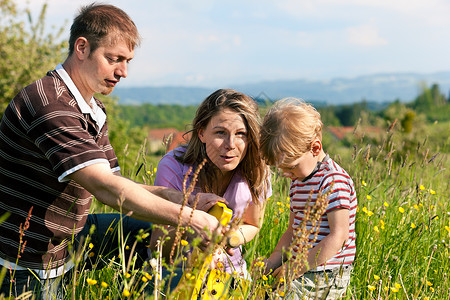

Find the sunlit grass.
xmin=1 ymin=123 xmax=449 ymax=299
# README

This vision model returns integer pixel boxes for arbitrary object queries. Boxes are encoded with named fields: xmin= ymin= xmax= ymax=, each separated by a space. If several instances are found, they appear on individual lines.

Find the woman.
xmin=150 ymin=88 xmax=271 ymax=278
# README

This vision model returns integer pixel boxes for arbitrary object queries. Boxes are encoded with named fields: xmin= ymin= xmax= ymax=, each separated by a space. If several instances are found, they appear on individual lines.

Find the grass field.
xmin=2 ymin=122 xmax=449 ymax=299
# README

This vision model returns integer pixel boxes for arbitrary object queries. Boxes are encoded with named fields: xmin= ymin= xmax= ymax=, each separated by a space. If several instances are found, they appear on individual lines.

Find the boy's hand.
xmin=210 ymin=248 xmax=225 ymax=270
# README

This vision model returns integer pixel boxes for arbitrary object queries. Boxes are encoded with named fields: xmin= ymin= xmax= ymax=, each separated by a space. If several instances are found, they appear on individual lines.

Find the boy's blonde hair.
xmin=260 ymin=98 xmax=323 ymax=167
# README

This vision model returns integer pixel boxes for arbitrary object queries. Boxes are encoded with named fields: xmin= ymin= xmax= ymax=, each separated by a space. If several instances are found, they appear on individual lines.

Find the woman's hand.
xmin=189 ymin=193 xmax=227 ymax=211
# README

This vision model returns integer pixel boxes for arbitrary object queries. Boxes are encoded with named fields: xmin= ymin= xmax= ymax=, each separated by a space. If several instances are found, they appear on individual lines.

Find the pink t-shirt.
xmin=154 ymin=147 xmax=271 ymax=275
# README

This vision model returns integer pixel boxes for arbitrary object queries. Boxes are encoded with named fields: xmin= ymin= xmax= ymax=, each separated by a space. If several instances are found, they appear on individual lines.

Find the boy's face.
xmin=278 ymin=150 xmax=319 ymax=181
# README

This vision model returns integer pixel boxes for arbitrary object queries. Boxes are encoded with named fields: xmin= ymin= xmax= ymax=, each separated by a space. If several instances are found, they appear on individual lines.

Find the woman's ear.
xmin=311 ymin=139 xmax=322 ymax=156
xmin=198 ymin=129 xmax=205 ymax=143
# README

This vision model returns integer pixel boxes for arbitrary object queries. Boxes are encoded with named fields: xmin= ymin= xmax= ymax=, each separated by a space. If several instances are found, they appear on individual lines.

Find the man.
xmin=0 ymin=4 xmax=220 ymax=298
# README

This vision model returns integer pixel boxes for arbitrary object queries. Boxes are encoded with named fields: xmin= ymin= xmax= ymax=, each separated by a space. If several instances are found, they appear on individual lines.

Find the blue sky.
xmin=26 ymin=0 xmax=450 ymax=88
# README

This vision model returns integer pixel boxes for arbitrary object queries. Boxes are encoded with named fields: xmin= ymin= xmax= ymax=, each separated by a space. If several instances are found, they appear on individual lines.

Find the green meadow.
xmin=9 ymin=118 xmax=442 ymax=300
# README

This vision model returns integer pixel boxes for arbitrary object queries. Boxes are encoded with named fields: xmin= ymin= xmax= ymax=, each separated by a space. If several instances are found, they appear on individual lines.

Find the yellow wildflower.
xmin=279 ymin=278 xmax=285 ymax=283
xmin=86 ymin=278 xmax=97 ymax=285
xmin=123 ymin=289 xmax=130 ymax=297
xmin=88 ymin=252 xmax=95 ymax=258
xmin=374 ymin=226 xmax=379 ymax=233
xmin=262 ymin=275 xmax=268 ymax=281
xmin=277 ymin=201 xmax=283 ymax=206
xmin=274 ymin=218 xmax=279 ymax=225
xmin=419 ymin=203 xmax=423 ymax=207
xmin=279 ymin=208 xmax=284 ymax=213
xmin=430 ymin=189 xmax=436 ymax=195
xmin=142 ymin=276 xmax=148 ymax=283
xmin=255 ymin=261 xmax=265 ymax=267
xmin=424 ymin=297 xmax=430 ymax=300
xmin=426 ymin=281 xmax=433 ymax=286
xmin=153 ymin=167 xmax=157 ymax=173
xmin=367 ymin=211 xmax=374 ymax=216
xmin=362 ymin=180 xmax=367 ymax=186
xmin=366 ymin=195 xmax=372 ymax=200
xmin=429 ymin=286 xmax=434 ymax=292
xmin=125 ymin=245 xmax=130 ymax=250
xmin=101 ymin=282 xmax=108 ymax=288
xmin=399 ymin=207 xmax=405 ymax=213
xmin=286 ymin=203 xmax=290 ymax=208
xmin=445 ymin=225 xmax=450 ymax=233
xmin=390 ymin=287 xmax=399 ymax=292
xmin=125 ymin=273 xmax=131 ymax=278
xmin=411 ymin=223 xmax=416 ymax=229
xmin=413 ymin=204 xmax=419 ymax=210
xmin=181 ymin=240 xmax=188 ymax=246
xmin=380 ymin=220 xmax=385 ymax=226
xmin=362 ymin=207 xmax=368 ymax=213
xmin=287 ymin=196 xmax=290 ymax=201
xmin=145 ymin=272 xmax=152 ymax=280
xmin=89 ymin=243 xmax=94 ymax=249
xmin=419 ymin=185 xmax=425 ymax=190
xmin=374 ymin=275 xmax=380 ymax=280
xmin=395 ymin=283 xmax=401 ymax=289
xmin=279 ymin=291 xmax=285 ymax=297
xmin=368 ymin=285 xmax=376 ymax=292
xmin=384 ymin=201 xmax=389 ymax=207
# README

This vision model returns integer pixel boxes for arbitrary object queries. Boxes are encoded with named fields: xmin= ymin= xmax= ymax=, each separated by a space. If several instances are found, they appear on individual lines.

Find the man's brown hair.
xmin=69 ymin=3 xmax=141 ymax=56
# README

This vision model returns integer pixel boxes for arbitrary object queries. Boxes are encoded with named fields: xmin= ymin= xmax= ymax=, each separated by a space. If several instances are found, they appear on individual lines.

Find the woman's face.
xmin=198 ymin=108 xmax=249 ymax=176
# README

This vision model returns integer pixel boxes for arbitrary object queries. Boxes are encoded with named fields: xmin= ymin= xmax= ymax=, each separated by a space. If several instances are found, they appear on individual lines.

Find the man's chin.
xmin=101 ymin=88 xmax=114 ymax=95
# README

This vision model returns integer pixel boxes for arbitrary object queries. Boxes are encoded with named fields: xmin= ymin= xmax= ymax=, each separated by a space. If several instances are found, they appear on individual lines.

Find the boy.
xmin=260 ymin=98 xmax=357 ymax=299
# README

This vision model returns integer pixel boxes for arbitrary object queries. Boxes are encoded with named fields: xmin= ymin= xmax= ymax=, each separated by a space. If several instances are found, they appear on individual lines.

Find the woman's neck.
xmin=212 ymin=169 xmax=235 ymax=196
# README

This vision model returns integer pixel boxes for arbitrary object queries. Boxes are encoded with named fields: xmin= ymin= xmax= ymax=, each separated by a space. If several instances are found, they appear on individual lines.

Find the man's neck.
xmin=61 ymin=59 xmax=93 ymax=104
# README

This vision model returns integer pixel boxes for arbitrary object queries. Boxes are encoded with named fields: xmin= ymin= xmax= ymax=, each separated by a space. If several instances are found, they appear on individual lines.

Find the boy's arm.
xmin=263 ymin=211 xmax=295 ymax=274
xmin=294 ymin=208 xmax=349 ymax=276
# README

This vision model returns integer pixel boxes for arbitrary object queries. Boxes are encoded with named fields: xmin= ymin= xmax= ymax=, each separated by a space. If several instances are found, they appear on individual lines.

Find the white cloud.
xmin=347 ymin=24 xmax=388 ymax=47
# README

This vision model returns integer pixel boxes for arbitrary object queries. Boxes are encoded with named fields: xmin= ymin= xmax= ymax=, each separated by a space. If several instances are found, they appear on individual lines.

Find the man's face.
xmin=80 ymin=38 xmax=134 ymax=98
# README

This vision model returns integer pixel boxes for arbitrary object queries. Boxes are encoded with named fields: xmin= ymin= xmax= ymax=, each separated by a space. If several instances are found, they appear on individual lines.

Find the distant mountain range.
xmin=112 ymin=71 xmax=450 ymax=106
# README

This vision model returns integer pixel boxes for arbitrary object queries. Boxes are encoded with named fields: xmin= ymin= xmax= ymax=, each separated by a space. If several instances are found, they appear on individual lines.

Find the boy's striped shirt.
xmin=289 ymin=156 xmax=357 ymax=271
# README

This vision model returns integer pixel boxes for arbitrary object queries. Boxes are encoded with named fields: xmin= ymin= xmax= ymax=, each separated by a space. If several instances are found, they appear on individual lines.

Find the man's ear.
xmin=73 ymin=37 xmax=90 ymax=60
xmin=311 ymin=139 xmax=322 ymax=156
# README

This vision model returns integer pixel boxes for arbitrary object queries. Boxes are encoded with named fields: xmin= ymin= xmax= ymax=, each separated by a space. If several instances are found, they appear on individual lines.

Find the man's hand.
xmin=189 ymin=210 xmax=222 ymax=251
xmin=189 ymin=193 xmax=227 ymax=212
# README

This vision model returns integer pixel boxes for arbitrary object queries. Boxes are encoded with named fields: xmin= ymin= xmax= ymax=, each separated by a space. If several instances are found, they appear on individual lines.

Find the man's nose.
xmin=116 ymin=61 xmax=128 ymax=78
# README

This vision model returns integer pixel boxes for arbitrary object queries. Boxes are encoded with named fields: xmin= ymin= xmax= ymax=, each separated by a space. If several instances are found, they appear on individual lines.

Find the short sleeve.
xmin=154 ymin=150 xmax=186 ymax=192
xmin=320 ymin=174 xmax=352 ymax=213
xmin=26 ymin=92 xmax=116 ymax=180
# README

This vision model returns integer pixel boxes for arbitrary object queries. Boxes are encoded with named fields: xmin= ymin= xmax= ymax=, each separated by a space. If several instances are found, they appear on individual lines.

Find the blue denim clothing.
xmin=0 ymin=213 xmax=152 ymax=300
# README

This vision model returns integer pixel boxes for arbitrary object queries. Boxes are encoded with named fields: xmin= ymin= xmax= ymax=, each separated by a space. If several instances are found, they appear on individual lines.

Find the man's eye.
xmin=106 ymin=56 xmax=118 ymax=63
